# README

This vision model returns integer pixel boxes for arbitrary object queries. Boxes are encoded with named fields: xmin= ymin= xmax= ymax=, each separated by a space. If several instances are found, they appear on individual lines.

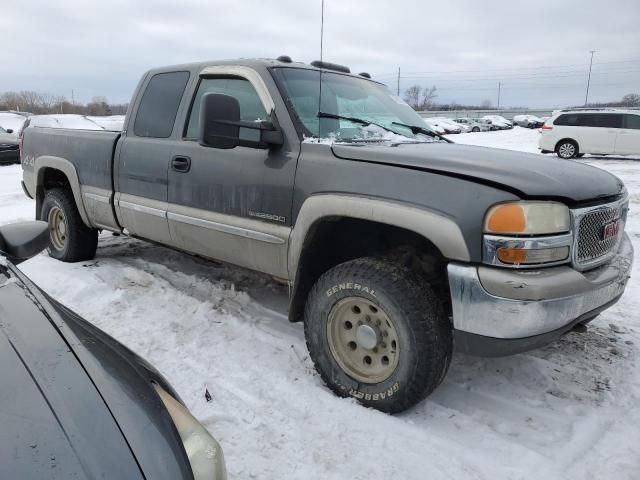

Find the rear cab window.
xmin=133 ymin=71 xmax=190 ymax=138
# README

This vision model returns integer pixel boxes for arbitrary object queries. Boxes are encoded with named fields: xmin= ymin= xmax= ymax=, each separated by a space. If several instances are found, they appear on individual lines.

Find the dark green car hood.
xmin=331 ymin=142 xmax=625 ymax=205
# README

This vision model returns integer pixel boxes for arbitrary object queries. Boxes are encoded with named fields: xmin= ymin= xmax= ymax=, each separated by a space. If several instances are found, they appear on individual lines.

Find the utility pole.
xmin=497 ymin=82 xmax=501 ymax=109
xmin=397 ymin=67 xmax=400 ymax=96
xmin=71 ymin=89 xmax=75 ymax=106
xmin=584 ymin=50 xmax=596 ymax=106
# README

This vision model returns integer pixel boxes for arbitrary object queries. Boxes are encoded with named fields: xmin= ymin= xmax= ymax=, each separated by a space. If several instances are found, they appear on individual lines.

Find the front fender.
xmin=287 ymin=194 xmax=470 ymax=282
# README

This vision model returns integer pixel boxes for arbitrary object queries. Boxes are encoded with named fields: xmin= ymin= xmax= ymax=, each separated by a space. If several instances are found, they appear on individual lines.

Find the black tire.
xmin=41 ymin=188 xmax=98 ymax=262
xmin=472 ymin=127 xmax=480 ymax=132
xmin=304 ymin=257 xmax=452 ymax=413
xmin=556 ymin=139 xmax=579 ymax=159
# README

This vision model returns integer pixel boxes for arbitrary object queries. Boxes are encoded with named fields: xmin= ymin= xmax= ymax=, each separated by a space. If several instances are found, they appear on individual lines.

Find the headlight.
xmin=484 ymin=201 xmax=570 ymax=235
xmin=154 ymin=384 xmax=227 ymax=480
xmin=483 ymin=201 xmax=572 ymax=267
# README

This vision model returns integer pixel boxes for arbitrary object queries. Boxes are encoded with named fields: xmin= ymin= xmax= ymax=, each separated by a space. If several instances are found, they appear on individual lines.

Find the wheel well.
xmin=555 ymin=138 xmax=579 ymax=152
xmin=36 ymin=167 xmax=71 ymax=220
xmin=288 ymin=217 xmax=449 ymax=323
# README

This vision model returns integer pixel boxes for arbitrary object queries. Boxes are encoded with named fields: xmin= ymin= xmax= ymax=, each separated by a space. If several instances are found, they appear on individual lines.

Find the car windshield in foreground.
xmin=272 ymin=67 xmax=446 ymax=143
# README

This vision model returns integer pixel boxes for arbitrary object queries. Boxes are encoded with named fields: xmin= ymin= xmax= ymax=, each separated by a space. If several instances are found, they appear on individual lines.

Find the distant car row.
xmin=422 ymin=114 xmax=516 ymax=134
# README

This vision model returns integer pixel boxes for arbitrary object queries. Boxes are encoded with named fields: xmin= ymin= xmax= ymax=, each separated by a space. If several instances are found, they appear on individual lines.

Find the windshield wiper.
xmin=390 ymin=121 xmax=450 ymax=142
xmin=317 ymin=112 xmax=416 ymax=140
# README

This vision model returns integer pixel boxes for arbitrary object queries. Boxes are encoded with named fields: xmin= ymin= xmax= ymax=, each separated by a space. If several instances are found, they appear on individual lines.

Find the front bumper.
xmin=448 ymin=233 xmax=633 ymax=356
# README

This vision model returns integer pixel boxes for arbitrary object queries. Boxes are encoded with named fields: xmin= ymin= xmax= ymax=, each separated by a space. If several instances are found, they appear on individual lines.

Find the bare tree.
xmin=403 ymin=85 xmax=422 ymax=109
xmin=621 ymin=93 xmax=640 ymax=107
xmin=420 ymin=86 xmax=438 ymax=110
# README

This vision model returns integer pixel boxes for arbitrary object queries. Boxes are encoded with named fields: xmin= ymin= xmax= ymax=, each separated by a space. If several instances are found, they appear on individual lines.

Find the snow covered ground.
xmin=2 ymin=128 xmax=639 ymax=479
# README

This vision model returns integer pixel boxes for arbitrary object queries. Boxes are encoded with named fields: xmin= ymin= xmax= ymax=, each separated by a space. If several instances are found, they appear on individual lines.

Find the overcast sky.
xmin=1 ymin=0 xmax=639 ymax=108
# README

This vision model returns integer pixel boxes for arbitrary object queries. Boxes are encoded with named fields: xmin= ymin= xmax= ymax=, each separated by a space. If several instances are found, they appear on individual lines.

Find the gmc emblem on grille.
xmin=601 ymin=220 xmax=620 ymax=241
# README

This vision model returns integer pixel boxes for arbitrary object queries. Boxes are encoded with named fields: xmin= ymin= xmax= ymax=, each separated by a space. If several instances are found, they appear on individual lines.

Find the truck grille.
xmin=574 ymin=201 xmax=626 ymax=269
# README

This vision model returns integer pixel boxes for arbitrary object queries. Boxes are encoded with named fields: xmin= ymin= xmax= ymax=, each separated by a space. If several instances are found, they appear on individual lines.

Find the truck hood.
xmin=331 ymin=142 xmax=624 ymax=205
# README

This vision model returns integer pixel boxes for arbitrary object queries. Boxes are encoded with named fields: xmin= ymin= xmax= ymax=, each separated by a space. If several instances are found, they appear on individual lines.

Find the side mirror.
xmin=0 ymin=221 xmax=49 ymax=265
xmin=6 ymin=129 xmax=13 ymax=134
xmin=199 ymin=93 xmax=283 ymax=150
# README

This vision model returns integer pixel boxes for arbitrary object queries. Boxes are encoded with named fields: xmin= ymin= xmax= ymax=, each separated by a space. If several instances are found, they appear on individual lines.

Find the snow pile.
xmin=2 ymin=130 xmax=640 ymax=479
xmin=27 ymin=114 xmax=105 ymax=130
xmin=86 ymin=115 xmax=125 ymax=131
xmin=304 ymin=124 xmax=422 ymax=145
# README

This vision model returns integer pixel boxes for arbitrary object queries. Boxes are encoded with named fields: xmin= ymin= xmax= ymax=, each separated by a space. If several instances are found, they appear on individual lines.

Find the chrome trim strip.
xmin=83 ymin=192 xmax=110 ymax=204
xmin=119 ymin=200 xmax=166 ymax=218
xmin=450 ymin=233 xmax=633 ymax=338
xmin=483 ymin=233 xmax=573 ymax=268
xmin=167 ymin=211 xmax=286 ymax=245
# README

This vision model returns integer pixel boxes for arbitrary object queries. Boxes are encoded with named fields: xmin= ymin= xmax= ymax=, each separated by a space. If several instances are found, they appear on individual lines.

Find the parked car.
xmin=513 ymin=114 xmax=544 ymax=129
xmin=21 ymin=57 xmax=634 ymax=413
xmin=0 ymin=221 xmax=227 ymax=480
xmin=454 ymin=117 xmax=491 ymax=132
xmin=421 ymin=118 xmax=446 ymax=134
xmin=476 ymin=118 xmax=499 ymax=131
xmin=482 ymin=115 xmax=513 ymax=129
xmin=433 ymin=117 xmax=471 ymax=133
xmin=0 ymin=126 xmax=19 ymax=165
xmin=423 ymin=117 xmax=462 ymax=134
xmin=0 ymin=111 xmax=29 ymax=134
xmin=539 ymin=109 xmax=640 ymax=158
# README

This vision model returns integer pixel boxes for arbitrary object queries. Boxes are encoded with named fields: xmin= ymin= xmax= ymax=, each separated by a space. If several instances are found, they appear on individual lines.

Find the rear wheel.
xmin=556 ymin=140 xmax=578 ymax=159
xmin=41 ymin=188 xmax=98 ymax=262
xmin=304 ymin=257 xmax=452 ymax=414
xmin=472 ymin=127 xmax=480 ymax=132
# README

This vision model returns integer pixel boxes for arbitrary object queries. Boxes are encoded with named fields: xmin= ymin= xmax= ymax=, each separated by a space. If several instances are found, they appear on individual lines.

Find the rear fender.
xmin=35 ymin=156 xmax=92 ymax=228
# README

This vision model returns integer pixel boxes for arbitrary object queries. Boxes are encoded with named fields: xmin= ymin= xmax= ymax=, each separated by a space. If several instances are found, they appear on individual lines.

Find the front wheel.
xmin=556 ymin=140 xmax=579 ymax=159
xmin=41 ymin=188 xmax=98 ymax=262
xmin=472 ymin=127 xmax=480 ymax=132
xmin=304 ymin=257 xmax=452 ymax=413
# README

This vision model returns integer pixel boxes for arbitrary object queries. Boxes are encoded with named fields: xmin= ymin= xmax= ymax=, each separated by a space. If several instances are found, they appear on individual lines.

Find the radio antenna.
xmin=317 ymin=0 xmax=325 ymax=136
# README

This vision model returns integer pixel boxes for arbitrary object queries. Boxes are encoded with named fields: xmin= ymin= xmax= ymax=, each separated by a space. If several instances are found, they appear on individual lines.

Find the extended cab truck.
xmin=21 ymin=58 xmax=634 ymax=413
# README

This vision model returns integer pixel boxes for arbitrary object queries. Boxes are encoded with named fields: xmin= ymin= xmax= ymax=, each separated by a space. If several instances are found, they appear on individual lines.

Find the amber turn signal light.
xmin=496 ymin=247 xmax=528 ymax=264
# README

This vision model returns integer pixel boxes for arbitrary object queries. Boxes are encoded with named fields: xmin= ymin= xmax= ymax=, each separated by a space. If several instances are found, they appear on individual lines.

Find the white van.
xmin=539 ymin=109 xmax=640 ymax=158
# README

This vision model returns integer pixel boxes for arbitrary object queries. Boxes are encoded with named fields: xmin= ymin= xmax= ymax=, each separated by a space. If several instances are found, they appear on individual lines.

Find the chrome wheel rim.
xmin=48 ymin=206 xmax=67 ymax=250
xmin=558 ymin=143 xmax=575 ymax=158
xmin=327 ymin=297 xmax=400 ymax=384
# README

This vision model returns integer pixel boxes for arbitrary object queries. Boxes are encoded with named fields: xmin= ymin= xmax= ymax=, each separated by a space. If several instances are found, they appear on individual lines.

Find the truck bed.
xmin=22 ymin=127 xmax=121 ymax=192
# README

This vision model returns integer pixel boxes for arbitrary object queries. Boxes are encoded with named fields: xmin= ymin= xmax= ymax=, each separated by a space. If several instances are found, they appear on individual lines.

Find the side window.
xmin=623 ymin=114 xmax=640 ymax=130
xmin=554 ymin=114 xmax=578 ymax=126
xmin=578 ymin=113 xmax=622 ymax=128
xmin=185 ymin=77 xmax=268 ymax=140
xmin=577 ymin=114 xmax=598 ymax=127
xmin=134 ymin=71 xmax=190 ymax=138
xmin=598 ymin=114 xmax=623 ymax=128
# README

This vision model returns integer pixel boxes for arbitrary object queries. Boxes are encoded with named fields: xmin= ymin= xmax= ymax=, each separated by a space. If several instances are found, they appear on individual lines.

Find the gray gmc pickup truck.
xmin=21 ymin=57 xmax=633 ymax=413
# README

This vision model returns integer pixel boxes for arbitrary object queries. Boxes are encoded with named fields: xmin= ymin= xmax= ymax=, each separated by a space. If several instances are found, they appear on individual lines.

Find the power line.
xmin=373 ymin=58 xmax=640 ymax=78
xmin=376 ymin=67 xmax=640 ymax=82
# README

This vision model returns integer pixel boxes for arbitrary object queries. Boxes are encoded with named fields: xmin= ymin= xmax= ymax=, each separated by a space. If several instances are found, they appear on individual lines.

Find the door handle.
xmin=171 ymin=156 xmax=191 ymax=173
